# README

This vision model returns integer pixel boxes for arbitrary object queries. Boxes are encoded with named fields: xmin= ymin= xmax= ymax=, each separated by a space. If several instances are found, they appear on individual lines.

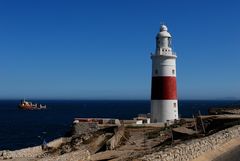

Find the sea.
xmin=0 ymin=100 xmax=239 ymax=150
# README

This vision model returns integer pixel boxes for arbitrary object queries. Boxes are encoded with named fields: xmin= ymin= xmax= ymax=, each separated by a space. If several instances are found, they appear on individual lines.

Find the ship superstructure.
xmin=18 ymin=99 xmax=47 ymax=110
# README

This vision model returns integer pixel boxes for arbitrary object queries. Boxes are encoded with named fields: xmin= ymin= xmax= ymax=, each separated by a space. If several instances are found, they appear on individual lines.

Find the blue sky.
xmin=0 ymin=0 xmax=240 ymax=100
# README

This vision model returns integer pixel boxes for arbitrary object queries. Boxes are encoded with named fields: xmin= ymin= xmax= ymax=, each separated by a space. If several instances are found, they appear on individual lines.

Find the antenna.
xmin=160 ymin=21 xmax=167 ymax=26
xmin=160 ymin=21 xmax=165 ymax=26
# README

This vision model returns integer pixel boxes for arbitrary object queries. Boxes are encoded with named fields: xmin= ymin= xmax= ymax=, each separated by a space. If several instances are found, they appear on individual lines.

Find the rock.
xmin=106 ymin=125 xmax=125 ymax=150
xmin=61 ymin=144 xmax=72 ymax=154
xmin=2 ymin=150 xmax=12 ymax=159
xmin=87 ymin=133 xmax=113 ymax=154
xmin=72 ymin=122 xmax=99 ymax=137
xmin=209 ymin=107 xmax=240 ymax=115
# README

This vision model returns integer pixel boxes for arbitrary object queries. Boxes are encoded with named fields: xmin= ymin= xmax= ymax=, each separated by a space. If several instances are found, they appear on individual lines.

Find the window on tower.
xmin=172 ymin=69 xmax=175 ymax=75
xmin=173 ymin=103 xmax=176 ymax=107
xmin=168 ymin=37 xmax=172 ymax=47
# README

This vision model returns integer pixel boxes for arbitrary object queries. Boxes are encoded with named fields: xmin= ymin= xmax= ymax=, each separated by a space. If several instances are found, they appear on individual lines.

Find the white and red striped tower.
xmin=151 ymin=25 xmax=178 ymax=123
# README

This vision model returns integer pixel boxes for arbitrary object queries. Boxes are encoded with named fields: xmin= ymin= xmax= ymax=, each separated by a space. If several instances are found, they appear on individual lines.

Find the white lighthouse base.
xmin=151 ymin=100 xmax=178 ymax=123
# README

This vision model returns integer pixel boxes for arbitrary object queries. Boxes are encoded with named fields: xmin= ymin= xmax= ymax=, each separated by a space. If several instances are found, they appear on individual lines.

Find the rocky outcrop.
xmin=0 ymin=150 xmax=12 ymax=160
xmin=0 ymin=146 xmax=42 ymax=160
xmin=87 ymin=133 xmax=112 ymax=154
xmin=0 ymin=137 xmax=70 ymax=160
xmin=106 ymin=125 xmax=125 ymax=150
xmin=209 ymin=107 xmax=240 ymax=115
xmin=139 ymin=125 xmax=240 ymax=161
xmin=72 ymin=122 xmax=99 ymax=137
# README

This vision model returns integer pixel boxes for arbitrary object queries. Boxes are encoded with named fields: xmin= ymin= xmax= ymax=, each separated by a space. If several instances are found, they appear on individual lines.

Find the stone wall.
xmin=140 ymin=125 xmax=240 ymax=161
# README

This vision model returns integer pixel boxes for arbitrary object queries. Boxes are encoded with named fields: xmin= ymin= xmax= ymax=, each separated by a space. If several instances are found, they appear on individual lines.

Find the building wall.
xmin=151 ymin=100 xmax=178 ymax=122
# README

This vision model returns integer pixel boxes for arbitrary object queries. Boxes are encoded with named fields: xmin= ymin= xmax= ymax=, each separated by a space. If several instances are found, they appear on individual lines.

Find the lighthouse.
xmin=150 ymin=25 xmax=178 ymax=123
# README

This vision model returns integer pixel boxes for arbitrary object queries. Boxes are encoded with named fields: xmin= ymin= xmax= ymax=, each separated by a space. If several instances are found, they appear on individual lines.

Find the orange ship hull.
xmin=18 ymin=100 xmax=47 ymax=110
xmin=18 ymin=105 xmax=35 ymax=110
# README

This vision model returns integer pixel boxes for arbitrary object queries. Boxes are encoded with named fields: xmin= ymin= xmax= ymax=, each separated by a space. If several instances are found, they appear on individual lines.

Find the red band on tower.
xmin=151 ymin=76 xmax=177 ymax=100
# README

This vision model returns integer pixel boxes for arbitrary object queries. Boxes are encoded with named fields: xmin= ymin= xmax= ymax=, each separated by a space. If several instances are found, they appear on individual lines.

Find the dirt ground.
xmin=91 ymin=126 xmax=171 ymax=161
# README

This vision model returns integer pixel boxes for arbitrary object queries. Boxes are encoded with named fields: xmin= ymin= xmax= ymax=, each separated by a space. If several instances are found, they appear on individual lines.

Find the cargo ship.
xmin=18 ymin=99 xmax=47 ymax=110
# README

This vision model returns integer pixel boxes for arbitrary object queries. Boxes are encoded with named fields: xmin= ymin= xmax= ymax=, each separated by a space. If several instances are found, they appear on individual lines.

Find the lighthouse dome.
xmin=157 ymin=25 xmax=171 ymax=38
xmin=160 ymin=25 xmax=168 ymax=31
